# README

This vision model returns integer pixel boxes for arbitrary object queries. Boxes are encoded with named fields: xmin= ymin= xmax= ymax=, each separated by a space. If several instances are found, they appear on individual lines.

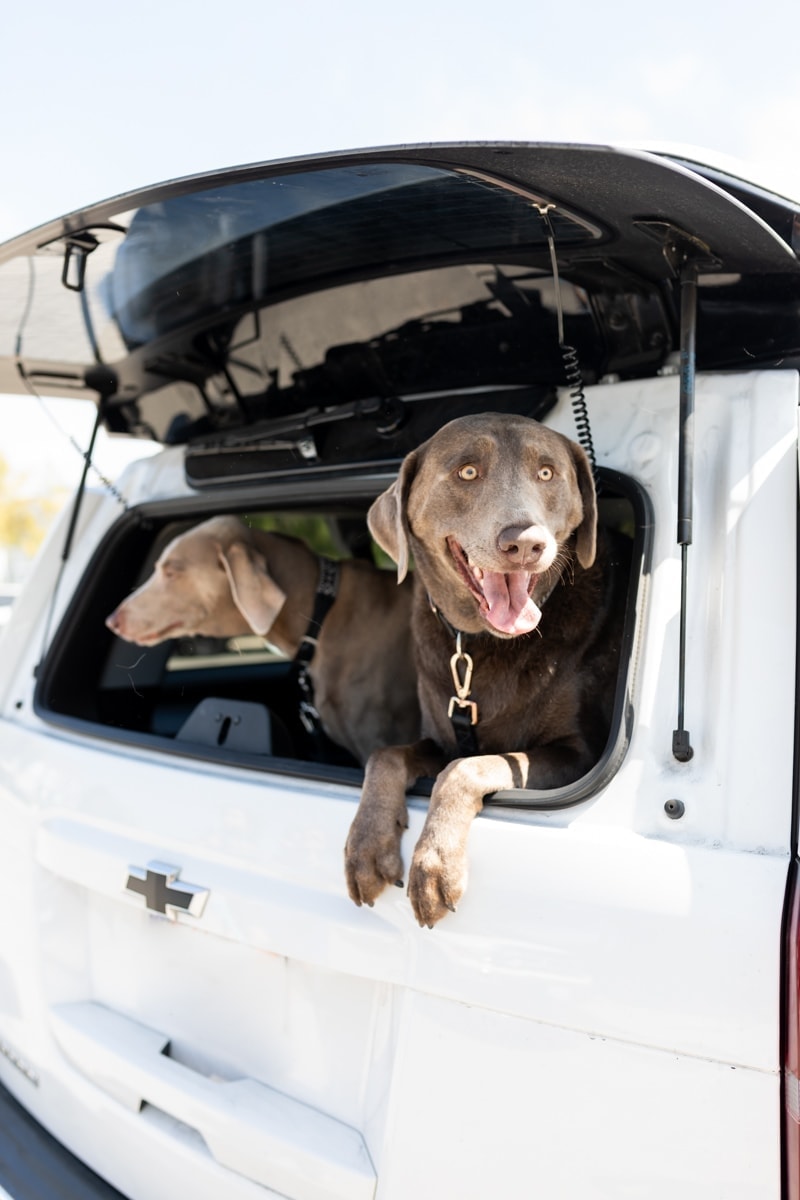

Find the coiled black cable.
xmin=561 ymin=342 xmax=598 ymax=485
xmin=534 ymin=203 xmax=599 ymax=488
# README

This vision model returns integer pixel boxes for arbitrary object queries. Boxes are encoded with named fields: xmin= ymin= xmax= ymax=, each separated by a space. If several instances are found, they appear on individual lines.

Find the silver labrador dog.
xmin=106 ymin=515 xmax=419 ymax=765
xmin=344 ymin=412 xmax=629 ymax=925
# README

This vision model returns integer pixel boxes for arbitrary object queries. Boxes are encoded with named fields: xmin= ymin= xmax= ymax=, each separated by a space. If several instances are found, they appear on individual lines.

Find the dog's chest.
xmin=417 ymin=629 xmax=575 ymax=753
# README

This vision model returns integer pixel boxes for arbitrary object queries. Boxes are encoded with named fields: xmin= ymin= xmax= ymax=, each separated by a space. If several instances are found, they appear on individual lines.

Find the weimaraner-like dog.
xmin=344 ymin=412 xmax=629 ymax=926
xmin=105 ymin=515 xmax=419 ymax=765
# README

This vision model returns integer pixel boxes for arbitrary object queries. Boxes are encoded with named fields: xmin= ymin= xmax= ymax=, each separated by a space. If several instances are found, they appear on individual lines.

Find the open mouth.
xmin=446 ymin=537 xmax=545 ymax=636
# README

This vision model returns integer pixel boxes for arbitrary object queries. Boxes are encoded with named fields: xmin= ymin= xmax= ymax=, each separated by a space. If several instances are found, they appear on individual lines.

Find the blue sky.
xmin=2 ymin=0 xmax=800 ymax=491
xmin=4 ymin=0 xmax=800 ymax=239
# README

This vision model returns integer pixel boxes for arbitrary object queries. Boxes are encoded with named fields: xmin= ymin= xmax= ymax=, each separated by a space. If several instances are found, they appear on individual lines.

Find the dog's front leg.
xmin=345 ymin=739 xmax=445 ymax=907
xmin=408 ymin=752 xmax=529 ymax=927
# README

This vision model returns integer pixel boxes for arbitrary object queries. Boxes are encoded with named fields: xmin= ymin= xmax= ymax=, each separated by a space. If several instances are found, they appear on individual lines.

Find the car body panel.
xmin=0 ymin=364 xmax=795 ymax=1196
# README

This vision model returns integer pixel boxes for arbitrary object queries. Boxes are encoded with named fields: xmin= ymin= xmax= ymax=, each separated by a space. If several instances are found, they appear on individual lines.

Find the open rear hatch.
xmin=1 ymin=142 xmax=799 ymax=477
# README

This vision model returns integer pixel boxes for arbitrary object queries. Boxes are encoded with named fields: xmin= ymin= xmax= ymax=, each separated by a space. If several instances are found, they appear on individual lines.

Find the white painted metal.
xmin=0 ymin=369 xmax=794 ymax=1198
xmin=51 ymin=1002 xmax=376 ymax=1200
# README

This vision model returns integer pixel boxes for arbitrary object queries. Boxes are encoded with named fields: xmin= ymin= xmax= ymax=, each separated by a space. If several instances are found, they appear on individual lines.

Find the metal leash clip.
xmin=447 ymin=632 xmax=478 ymax=725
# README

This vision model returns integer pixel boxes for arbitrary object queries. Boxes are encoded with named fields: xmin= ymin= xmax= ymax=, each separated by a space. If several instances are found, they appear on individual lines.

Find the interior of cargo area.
xmin=32 ymin=466 xmax=648 ymax=803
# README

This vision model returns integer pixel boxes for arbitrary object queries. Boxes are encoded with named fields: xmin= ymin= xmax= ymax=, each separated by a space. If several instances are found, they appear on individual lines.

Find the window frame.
xmin=34 ymin=466 xmax=651 ymax=809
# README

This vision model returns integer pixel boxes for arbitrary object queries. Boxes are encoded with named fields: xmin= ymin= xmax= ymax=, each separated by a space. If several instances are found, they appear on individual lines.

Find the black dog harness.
xmin=292 ymin=557 xmax=341 ymax=741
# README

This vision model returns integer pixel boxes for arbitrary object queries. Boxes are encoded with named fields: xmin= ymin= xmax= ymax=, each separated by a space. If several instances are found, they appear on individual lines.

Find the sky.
xmin=2 ymin=0 xmax=800 ymax=503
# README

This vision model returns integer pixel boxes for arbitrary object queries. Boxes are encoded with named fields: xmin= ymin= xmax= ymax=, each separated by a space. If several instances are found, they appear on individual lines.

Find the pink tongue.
xmin=480 ymin=571 xmax=542 ymax=635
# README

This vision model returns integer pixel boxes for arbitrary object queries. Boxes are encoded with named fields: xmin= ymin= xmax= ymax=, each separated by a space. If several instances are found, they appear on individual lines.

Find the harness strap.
xmin=294 ymin=557 xmax=340 ymax=666
xmin=429 ymin=596 xmax=481 ymax=756
xmin=449 ymin=706 xmax=481 ymax=756
xmin=292 ymin=558 xmax=340 ymax=737
xmin=428 ymin=561 xmax=566 ymax=757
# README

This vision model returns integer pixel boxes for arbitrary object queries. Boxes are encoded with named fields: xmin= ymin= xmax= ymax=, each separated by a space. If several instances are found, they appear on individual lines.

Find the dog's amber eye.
xmin=537 ymin=465 xmax=554 ymax=482
xmin=457 ymin=464 xmax=479 ymax=481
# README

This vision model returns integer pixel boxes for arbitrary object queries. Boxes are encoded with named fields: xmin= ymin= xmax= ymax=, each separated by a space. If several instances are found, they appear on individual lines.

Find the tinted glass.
xmin=100 ymin=164 xmax=599 ymax=347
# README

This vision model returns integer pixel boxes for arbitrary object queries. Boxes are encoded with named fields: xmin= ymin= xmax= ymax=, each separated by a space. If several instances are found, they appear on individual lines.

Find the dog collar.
xmin=428 ymin=595 xmax=462 ymax=641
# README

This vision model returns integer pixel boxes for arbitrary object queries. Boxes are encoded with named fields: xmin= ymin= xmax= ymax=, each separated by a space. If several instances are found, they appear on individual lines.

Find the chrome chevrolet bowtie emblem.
xmin=125 ymin=861 xmax=209 ymax=918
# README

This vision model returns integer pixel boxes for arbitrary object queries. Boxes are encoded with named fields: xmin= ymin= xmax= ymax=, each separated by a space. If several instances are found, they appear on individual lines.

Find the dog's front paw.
xmin=407 ymin=835 xmax=467 ymax=927
xmin=344 ymin=809 xmax=407 ymax=908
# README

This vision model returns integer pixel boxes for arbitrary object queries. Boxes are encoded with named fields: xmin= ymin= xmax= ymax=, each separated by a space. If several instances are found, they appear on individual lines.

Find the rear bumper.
xmin=0 ymin=1082 xmax=126 ymax=1200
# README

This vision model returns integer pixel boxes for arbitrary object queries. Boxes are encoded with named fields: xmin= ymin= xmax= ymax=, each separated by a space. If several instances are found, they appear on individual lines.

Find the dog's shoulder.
xmin=337 ymin=559 xmax=415 ymax=612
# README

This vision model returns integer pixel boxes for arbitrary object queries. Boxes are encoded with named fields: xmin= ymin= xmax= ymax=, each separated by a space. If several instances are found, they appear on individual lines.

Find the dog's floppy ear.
xmin=571 ymin=441 xmax=597 ymax=568
xmin=218 ymin=541 xmax=287 ymax=635
xmin=368 ymin=449 xmax=419 ymax=582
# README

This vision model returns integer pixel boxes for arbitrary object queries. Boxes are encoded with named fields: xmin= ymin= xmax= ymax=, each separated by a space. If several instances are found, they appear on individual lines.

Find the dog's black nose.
xmin=497 ymin=525 xmax=547 ymax=565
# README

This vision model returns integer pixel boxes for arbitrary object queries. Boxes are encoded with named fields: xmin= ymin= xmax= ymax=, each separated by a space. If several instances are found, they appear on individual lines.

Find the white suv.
xmin=0 ymin=143 xmax=799 ymax=1199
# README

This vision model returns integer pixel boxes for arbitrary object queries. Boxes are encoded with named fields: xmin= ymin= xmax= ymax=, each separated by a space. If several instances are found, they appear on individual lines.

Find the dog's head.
xmin=368 ymin=413 xmax=597 ymax=638
xmin=105 ymin=515 xmax=287 ymax=645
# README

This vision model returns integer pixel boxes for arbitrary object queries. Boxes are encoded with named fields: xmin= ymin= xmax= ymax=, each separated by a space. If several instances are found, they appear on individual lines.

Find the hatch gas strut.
xmin=661 ymin=227 xmax=719 ymax=762
xmin=672 ymin=256 xmax=697 ymax=763
xmin=636 ymin=221 xmax=720 ymax=762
